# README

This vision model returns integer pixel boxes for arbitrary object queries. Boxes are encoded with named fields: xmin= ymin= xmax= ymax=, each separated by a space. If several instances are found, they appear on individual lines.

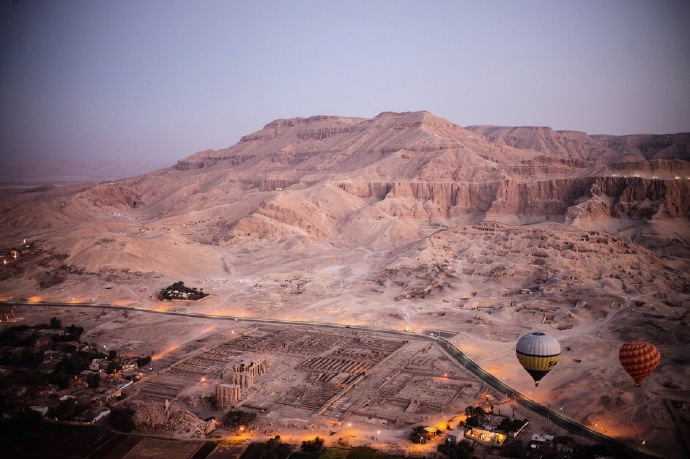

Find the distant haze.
xmin=1 ymin=0 xmax=689 ymax=163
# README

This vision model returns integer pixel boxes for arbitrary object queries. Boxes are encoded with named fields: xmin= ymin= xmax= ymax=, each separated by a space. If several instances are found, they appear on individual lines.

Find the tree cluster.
xmin=258 ymin=435 xmax=292 ymax=459
xmin=156 ymin=281 xmax=208 ymax=301
xmin=301 ymin=436 xmax=324 ymax=453
xmin=51 ymin=324 xmax=84 ymax=342
xmin=498 ymin=416 xmax=527 ymax=432
xmin=464 ymin=405 xmax=486 ymax=427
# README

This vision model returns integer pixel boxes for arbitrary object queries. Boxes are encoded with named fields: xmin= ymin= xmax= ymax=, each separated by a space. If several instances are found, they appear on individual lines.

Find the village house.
xmin=445 ymin=428 xmax=465 ymax=445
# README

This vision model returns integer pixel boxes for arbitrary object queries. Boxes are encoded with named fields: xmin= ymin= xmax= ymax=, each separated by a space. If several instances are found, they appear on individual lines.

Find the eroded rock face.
xmin=2 ymin=110 xmax=688 ymax=252
xmin=162 ymin=113 xmax=690 ymax=234
xmin=592 ymin=176 xmax=690 ymax=219
xmin=466 ymin=126 xmax=690 ymax=162
xmin=592 ymin=133 xmax=690 ymax=161
xmin=130 ymin=400 xmax=215 ymax=438
xmin=488 ymin=178 xmax=593 ymax=217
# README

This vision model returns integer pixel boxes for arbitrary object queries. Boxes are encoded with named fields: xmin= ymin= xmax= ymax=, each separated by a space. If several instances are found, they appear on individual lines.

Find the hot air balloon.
xmin=619 ymin=341 xmax=660 ymax=387
xmin=516 ymin=332 xmax=561 ymax=387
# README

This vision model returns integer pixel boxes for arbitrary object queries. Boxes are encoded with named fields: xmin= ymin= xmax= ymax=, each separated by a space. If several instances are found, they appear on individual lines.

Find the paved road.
xmin=431 ymin=335 xmax=658 ymax=458
xmin=3 ymin=301 xmax=660 ymax=458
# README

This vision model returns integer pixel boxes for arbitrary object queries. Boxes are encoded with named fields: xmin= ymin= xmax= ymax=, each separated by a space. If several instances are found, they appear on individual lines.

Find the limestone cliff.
xmin=3 ymin=111 xmax=688 ymax=251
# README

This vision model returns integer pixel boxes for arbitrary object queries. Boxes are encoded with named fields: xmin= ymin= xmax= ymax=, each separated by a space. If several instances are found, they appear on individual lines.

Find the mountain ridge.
xmin=1 ymin=111 xmax=688 ymax=458
xmin=2 ymin=111 xmax=688 ymax=251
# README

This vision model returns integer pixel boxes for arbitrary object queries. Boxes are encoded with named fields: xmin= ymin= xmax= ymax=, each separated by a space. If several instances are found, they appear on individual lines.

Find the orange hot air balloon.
xmin=619 ymin=341 xmax=660 ymax=387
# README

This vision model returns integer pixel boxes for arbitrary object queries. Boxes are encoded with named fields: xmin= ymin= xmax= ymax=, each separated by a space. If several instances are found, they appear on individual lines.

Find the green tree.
xmin=465 ymin=415 xmax=480 ymax=427
xmin=498 ymin=417 xmax=527 ymax=432
xmin=50 ymin=317 xmax=62 ymax=329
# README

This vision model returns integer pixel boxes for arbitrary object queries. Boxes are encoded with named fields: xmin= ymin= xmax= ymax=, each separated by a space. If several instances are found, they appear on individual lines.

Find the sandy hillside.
xmin=1 ymin=111 xmax=689 ymax=457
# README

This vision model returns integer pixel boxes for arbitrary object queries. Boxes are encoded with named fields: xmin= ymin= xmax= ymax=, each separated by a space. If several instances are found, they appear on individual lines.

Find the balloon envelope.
xmin=619 ymin=341 xmax=660 ymax=387
xmin=516 ymin=332 xmax=561 ymax=387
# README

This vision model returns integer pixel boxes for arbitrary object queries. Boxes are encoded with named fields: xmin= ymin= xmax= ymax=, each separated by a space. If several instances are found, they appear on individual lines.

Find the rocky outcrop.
xmin=336 ymin=181 xmax=394 ymax=200
xmin=175 ymin=153 xmax=256 ymax=170
xmin=465 ymin=125 xmax=617 ymax=162
xmin=609 ymin=159 xmax=690 ymax=178
xmin=10 ymin=111 xmax=687 ymax=249
xmin=593 ymin=133 xmax=690 ymax=161
xmin=242 ymin=115 xmax=365 ymax=143
xmin=388 ymin=181 xmax=499 ymax=214
xmin=74 ymin=183 xmax=142 ymax=208
xmin=130 ymin=400 xmax=215 ymax=438
xmin=594 ymin=176 xmax=690 ymax=219
xmin=297 ymin=125 xmax=361 ymax=141
xmin=488 ymin=178 xmax=593 ymax=217
xmin=566 ymin=176 xmax=690 ymax=222
xmin=467 ymin=126 xmax=690 ymax=163
xmin=336 ymin=181 xmax=502 ymax=215
xmin=334 ymin=170 xmax=690 ymax=224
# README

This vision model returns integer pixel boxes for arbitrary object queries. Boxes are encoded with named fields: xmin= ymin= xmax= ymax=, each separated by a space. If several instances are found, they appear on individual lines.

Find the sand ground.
xmin=2 ymin=222 xmax=688 ymax=458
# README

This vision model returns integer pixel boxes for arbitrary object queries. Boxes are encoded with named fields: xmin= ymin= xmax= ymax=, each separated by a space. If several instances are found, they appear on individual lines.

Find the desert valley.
xmin=1 ymin=111 xmax=689 ymax=458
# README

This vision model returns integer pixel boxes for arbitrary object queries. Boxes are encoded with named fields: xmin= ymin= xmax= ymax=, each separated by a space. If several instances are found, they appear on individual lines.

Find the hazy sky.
xmin=1 ymin=1 xmax=689 ymax=162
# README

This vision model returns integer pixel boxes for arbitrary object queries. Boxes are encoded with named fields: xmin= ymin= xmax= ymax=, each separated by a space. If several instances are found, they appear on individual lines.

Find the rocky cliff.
xmin=2 ymin=111 xmax=689 ymax=250
xmin=465 ymin=125 xmax=690 ymax=163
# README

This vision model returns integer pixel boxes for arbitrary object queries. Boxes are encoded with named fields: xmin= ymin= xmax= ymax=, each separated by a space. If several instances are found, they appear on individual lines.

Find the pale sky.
xmin=1 ymin=0 xmax=689 ymax=162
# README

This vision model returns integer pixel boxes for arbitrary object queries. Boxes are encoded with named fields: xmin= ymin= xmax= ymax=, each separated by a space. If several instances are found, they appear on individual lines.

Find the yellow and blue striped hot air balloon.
xmin=516 ymin=332 xmax=561 ymax=387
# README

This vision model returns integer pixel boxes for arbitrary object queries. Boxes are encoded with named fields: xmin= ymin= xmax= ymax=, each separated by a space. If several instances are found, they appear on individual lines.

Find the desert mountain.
xmin=465 ymin=125 xmax=690 ymax=163
xmin=5 ymin=111 xmax=689 ymax=247
xmin=1 ymin=111 xmax=689 ymax=457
